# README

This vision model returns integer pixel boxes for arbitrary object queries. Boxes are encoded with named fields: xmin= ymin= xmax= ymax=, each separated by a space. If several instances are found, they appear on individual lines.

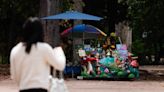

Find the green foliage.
xmin=132 ymin=39 xmax=144 ymax=55
xmin=119 ymin=0 xmax=164 ymax=39
xmin=60 ymin=0 xmax=73 ymax=11
xmin=119 ymin=0 xmax=164 ymax=61
xmin=60 ymin=0 xmax=85 ymax=11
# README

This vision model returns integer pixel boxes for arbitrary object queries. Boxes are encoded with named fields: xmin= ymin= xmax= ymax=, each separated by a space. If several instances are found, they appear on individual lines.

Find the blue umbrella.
xmin=42 ymin=10 xmax=103 ymax=21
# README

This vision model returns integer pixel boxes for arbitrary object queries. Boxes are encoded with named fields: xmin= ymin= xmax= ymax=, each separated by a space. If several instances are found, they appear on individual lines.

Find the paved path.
xmin=1 ymin=78 xmax=164 ymax=92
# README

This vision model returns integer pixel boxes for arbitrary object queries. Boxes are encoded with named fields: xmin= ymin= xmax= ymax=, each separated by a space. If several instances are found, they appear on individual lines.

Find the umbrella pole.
xmin=72 ymin=24 xmax=75 ymax=78
xmin=72 ymin=29 xmax=74 ymax=78
xmin=83 ymin=32 xmax=84 ymax=45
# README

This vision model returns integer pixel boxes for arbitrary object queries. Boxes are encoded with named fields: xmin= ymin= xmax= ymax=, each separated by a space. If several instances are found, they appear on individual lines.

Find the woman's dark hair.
xmin=22 ymin=17 xmax=44 ymax=54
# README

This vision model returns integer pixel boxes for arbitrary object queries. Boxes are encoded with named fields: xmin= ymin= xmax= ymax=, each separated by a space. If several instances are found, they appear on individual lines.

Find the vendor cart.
xmin=77 ymin=44 xmax=139 ymax=80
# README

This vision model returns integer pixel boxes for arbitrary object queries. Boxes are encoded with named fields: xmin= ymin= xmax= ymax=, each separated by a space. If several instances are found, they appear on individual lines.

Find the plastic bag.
xmin=49 ymin=75 xmax=69 ymax=92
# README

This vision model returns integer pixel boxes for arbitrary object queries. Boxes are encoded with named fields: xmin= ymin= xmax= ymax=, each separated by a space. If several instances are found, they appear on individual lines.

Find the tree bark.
xmin=39 ymin=0 xmax=60 ymax=47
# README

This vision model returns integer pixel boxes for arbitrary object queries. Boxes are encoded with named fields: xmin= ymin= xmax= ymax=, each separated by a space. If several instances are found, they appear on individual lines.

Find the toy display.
xmin=77 ymin=33 xmax=139 ymax=80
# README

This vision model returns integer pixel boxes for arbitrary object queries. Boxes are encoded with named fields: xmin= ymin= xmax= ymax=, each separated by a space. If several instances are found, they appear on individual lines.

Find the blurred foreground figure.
xmin=10 ymin=17 xmax=66 ymax=92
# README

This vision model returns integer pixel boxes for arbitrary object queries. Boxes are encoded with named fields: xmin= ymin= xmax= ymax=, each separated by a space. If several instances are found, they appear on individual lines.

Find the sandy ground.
xmin=1 ymin=78 xmax=164 ymax=92
xmin=0 ymin=78 xmax=18 ymax=92
xmin=1 ymin=65 xmax=164 ymax=92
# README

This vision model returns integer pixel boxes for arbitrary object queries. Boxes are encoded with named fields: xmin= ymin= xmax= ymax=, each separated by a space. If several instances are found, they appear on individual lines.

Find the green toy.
xmin=128 ymin=73 xmax=135 ymax=79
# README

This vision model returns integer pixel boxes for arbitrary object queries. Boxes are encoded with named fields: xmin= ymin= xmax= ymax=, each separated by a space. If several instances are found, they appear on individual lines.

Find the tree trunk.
xmin=50 ymin=0 xmax=60 ymax=47
xmin=39 ymin=0 xmax=60 ymax=47
xmin=115 ymin=21 xmax=132 ymax=52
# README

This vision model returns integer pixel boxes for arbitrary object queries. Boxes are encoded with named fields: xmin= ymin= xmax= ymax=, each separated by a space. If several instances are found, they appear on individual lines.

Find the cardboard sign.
xmin=78 ymin=49 xmax=86 ymax=57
